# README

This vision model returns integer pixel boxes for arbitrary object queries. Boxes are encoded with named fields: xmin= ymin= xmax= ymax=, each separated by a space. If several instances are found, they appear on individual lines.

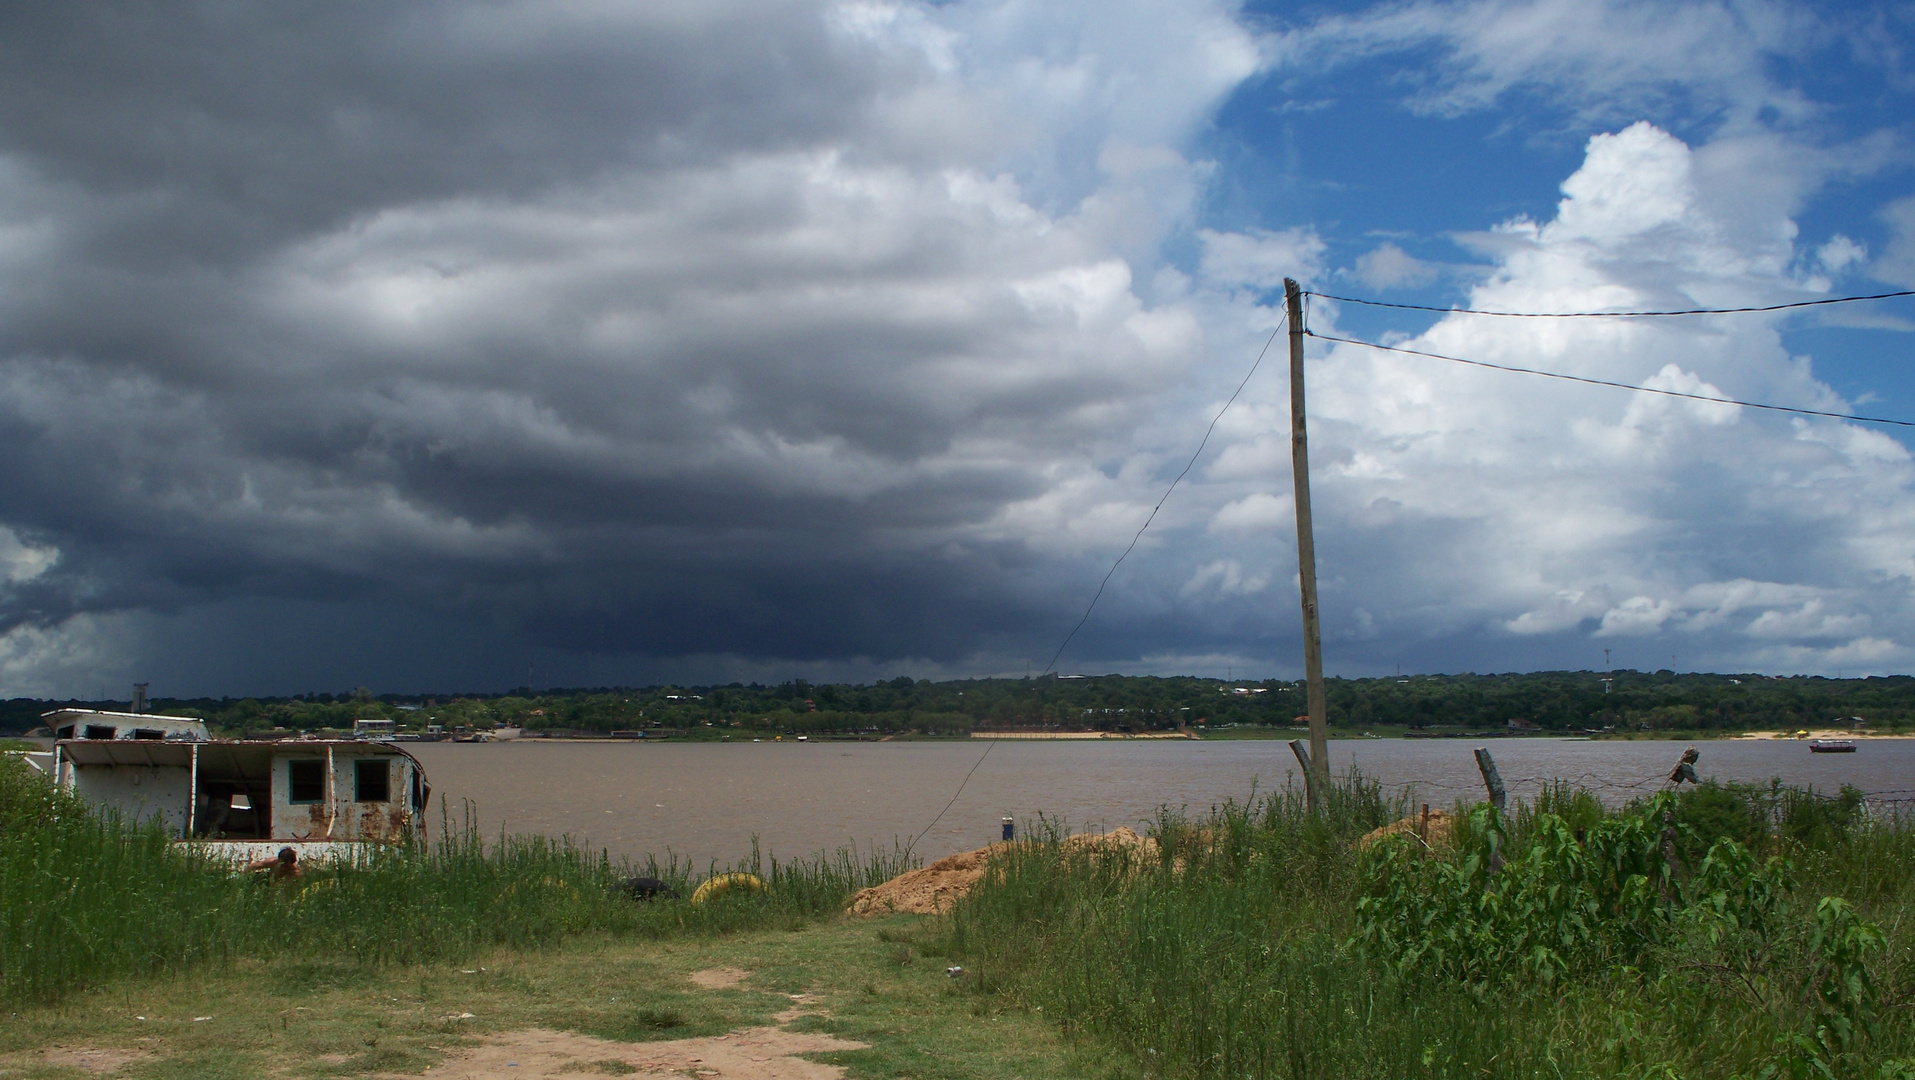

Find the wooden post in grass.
xmin=1285 ymin=278 xmax=1329 ymax=809
xmin=1289 ymin=739 xmax=1313 ymax=794
xmin=1474 ymin=747 xmax=1506 ymax=811
xmin=1475 ymin=748 xmax=1508 ymax=875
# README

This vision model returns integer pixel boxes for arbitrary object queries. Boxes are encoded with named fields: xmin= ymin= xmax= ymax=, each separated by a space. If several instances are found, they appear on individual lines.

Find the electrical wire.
xmin=911 ymin=287 xmax=1912 ymax=854
xmin=1039 ymin=315 xmax=1288 ymax=677
xmin=906 ymin=737 xmax=998 ymax=856
xmin=1306 ymin=330 xmax=1915 ymax=429
xmin=1306 ymin=288 xmax=1915 ymax=318
xmin=908 ymin=317 xmax=1289 ymax=857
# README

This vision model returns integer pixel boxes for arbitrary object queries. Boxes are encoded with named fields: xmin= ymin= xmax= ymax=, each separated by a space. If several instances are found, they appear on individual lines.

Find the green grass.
xmin=0 ymin=916 xmax=1131 ymax=1080
xmin=0 ymin=755 xmax=915 ymax=1006
xmin=945 ymin=774 xmax=1915 ymax=1080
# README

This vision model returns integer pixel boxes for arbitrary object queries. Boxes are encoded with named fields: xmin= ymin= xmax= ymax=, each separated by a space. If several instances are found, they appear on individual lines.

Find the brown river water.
xmin=407 ymin=737 xmax=1915 ymax=868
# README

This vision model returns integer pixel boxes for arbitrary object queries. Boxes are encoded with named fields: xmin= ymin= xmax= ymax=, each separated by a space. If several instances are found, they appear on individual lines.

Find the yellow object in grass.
xmin=690 ymin=872 xmax=765 ymax=905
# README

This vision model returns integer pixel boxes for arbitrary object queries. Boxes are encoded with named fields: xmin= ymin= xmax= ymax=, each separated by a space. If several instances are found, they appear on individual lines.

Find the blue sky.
xmin=0 ymin=0 xmax=1912 ymax=696
xmin=1206 ymin=1 xmax=1915 ymax=416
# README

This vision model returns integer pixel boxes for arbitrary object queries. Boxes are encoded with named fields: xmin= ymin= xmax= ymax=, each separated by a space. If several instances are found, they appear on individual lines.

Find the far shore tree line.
xmin=3 ymin=669 xmax=1911 ymax=739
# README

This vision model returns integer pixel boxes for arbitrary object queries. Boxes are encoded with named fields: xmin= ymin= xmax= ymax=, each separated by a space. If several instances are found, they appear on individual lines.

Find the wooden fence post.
xmin=1474 ymin=747 xmax=1506 ymax=811
xmin=1289 ymin=739 xmax=1315 ymax=806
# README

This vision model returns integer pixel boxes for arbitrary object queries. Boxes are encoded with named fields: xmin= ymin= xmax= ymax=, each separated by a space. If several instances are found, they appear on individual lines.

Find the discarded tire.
xmin=615 ymin=875 xmax=679 ymax=901
xmin=690 ymin=872 xmax=765 ymax=905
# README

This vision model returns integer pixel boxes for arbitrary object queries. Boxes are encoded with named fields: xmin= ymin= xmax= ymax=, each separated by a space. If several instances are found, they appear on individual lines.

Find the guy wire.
xmin=910 ymin=314 xmax=1289 ymax=857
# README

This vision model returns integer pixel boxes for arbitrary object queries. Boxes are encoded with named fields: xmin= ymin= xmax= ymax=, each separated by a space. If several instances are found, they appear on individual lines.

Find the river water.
xmin=406 ymin=736 xmax=1915 ymax=867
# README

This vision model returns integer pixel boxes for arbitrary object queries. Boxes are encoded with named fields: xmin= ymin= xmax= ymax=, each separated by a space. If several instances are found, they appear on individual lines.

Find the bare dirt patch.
xmin=17 ymin=1046 xmax=151 ymax=1074
xmin=772 ymin=992 xmax=827 ymax=1024
xmin=846 ymin=827 xmax=1156 ymax=916
xmin=390 ymin=1026 xmax=867 ymax=1080
xmin=687 ymin=967 xmax=752 ymax=990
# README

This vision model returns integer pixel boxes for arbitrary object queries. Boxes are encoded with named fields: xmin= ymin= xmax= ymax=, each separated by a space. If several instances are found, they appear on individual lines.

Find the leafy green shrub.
xmin=1673 ymin=780 xmax=1773 ymax=858
xmin=951 ymin=776 xmax=1915 ymax=1080
xmin=1782 ymin=785 xmax=1868 ymax=850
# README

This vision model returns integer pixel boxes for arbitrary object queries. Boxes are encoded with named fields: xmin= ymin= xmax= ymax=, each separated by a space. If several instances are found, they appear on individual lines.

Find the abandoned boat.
xmin=29 ymin=708 xmax=430 ymax=865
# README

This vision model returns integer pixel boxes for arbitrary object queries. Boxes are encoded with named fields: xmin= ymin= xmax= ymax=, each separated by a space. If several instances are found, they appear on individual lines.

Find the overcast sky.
xmin=2 ymin=0 xmax=1913 ymax=698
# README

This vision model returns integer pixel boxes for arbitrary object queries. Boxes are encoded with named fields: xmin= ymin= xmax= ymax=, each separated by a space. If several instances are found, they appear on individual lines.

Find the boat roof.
xmin=56 ymin=739 xmax=425 ymax=772
xmin=44 ymin=707 xmax=202 ymax=724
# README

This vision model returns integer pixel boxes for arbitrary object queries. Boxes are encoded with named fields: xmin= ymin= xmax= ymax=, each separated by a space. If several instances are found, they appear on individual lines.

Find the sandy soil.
xmin=773 ymin=993 xmax=828 ymax=1024
xmin=384 ymin=1026 xmax=868 ymax=1080
xmin=1357 ymin=808 xmax=1456 ymax=851
xmin=1732 ymin=730 xmax=1904 ymax=740
xmin=21 ymin=1046 xmax=152 ymax=1074
xmin=687 ymin=967 xmax=752 ymax=990
xmin=845 ymin=826 xmax=1156 ymax=916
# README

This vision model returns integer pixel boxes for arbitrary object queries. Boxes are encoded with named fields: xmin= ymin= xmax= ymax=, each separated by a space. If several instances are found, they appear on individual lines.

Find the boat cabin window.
xmin=355 ymin=759 xmax=391 ymax=803
xmin=131 ymin=728 xmax=165 ymax=740
xmin=55 ymin=725 xmax=74 ymax=739
xmin=288 ymin=759 xmax=325 ymax=804
xmin=83 ymin=724 xmax=116 ymax=740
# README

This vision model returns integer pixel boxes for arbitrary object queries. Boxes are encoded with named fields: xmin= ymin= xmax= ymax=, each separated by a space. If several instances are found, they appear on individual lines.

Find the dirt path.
xmin=395 ymin=1025 xmax=867 ymax=1080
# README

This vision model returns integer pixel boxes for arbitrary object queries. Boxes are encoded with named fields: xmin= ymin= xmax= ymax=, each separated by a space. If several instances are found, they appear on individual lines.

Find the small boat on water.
xmin=24 ymin=708 xmax=431 ymax=865
xmin=1809 ymin=739 xmax=1857 ymax=754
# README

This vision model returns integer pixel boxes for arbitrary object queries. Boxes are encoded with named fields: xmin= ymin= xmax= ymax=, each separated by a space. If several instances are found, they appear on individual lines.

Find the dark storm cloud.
xmin=0 ymin=3 xmax=874 ymax=247
xmin=0 ymin=0 xmax=1242 ymax=692
xmin=7 ymin=1 xmax=1905 ymax=697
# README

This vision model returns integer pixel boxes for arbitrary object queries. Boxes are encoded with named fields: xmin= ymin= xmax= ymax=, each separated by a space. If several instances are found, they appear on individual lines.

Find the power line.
xmin=1306 ymin=330 xmax=1915 ymax=429
xmin=911 ymin=317 xmax=1288 ymax=858
xmin=907 ymin=737 xmax=998 ymax=855
xmin=1306 ymin=288 xmax=1915 ymax=319
xmin=1039 ymin=315 xmax=1288 ymax=677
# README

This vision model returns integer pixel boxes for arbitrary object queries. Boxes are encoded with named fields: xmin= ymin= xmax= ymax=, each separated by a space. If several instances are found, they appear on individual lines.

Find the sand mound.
xmin=1357 ymin=809 xmax=1456 ymax=851
xmin=846 ymin=827 xmax=1157 ymax=916
xmin=1059 ymin=825 xmax=1155 ymax=859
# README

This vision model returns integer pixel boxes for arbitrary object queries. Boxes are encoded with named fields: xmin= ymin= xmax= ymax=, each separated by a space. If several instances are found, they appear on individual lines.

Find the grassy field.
xmin=944 ymin=776 xmax=1915 ymax=1080
xmin=0 ymin=914 xmax=1135 ymax=1080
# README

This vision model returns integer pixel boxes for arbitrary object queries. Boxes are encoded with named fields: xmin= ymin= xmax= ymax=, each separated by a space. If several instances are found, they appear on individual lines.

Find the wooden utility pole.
xmin=1285 ymin=278 xmax=1329 ymax=807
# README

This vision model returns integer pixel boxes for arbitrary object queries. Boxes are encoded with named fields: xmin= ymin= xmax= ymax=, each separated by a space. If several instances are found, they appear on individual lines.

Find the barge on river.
xmin=26 ymin=708 xmax=430 ymax=865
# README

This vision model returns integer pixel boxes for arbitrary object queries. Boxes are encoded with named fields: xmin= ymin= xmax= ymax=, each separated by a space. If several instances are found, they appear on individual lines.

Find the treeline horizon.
xmin=4 ymin=668 xmax=1912 ymax=737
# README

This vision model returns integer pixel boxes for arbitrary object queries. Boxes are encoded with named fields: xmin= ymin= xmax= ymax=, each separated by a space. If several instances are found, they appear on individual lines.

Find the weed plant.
xmin=0 ymin=755 xmax=914 ymax=1005
xmin=948 ymin=772 xmax=1915 ymax=1080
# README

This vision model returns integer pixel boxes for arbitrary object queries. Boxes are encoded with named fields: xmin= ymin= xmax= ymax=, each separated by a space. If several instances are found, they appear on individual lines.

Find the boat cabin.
xmin=41 ymin=729 xmax=430 ymax=864
xmin=43 ymin=708 xmax=208 ymax=743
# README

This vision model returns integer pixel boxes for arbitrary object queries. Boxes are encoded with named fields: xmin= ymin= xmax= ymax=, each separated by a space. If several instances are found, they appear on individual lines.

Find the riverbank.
xmin=1732 ymin=729 xmax=1913 ymax=740
xmin=10 ymin=749 xmax=1915 ymax=1078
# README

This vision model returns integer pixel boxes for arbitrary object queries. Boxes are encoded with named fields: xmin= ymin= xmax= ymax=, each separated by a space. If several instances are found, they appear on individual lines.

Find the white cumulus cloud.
xmin=1186 ymin=120 xmax=1915 ymax=675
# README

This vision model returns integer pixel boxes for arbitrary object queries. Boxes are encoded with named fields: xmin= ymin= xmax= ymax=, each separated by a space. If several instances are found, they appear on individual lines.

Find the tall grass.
xmin=947 ymin=772 xmax=1915 ymax=1080
xmin=0 ymin=755 xmax=914 ymax=1004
